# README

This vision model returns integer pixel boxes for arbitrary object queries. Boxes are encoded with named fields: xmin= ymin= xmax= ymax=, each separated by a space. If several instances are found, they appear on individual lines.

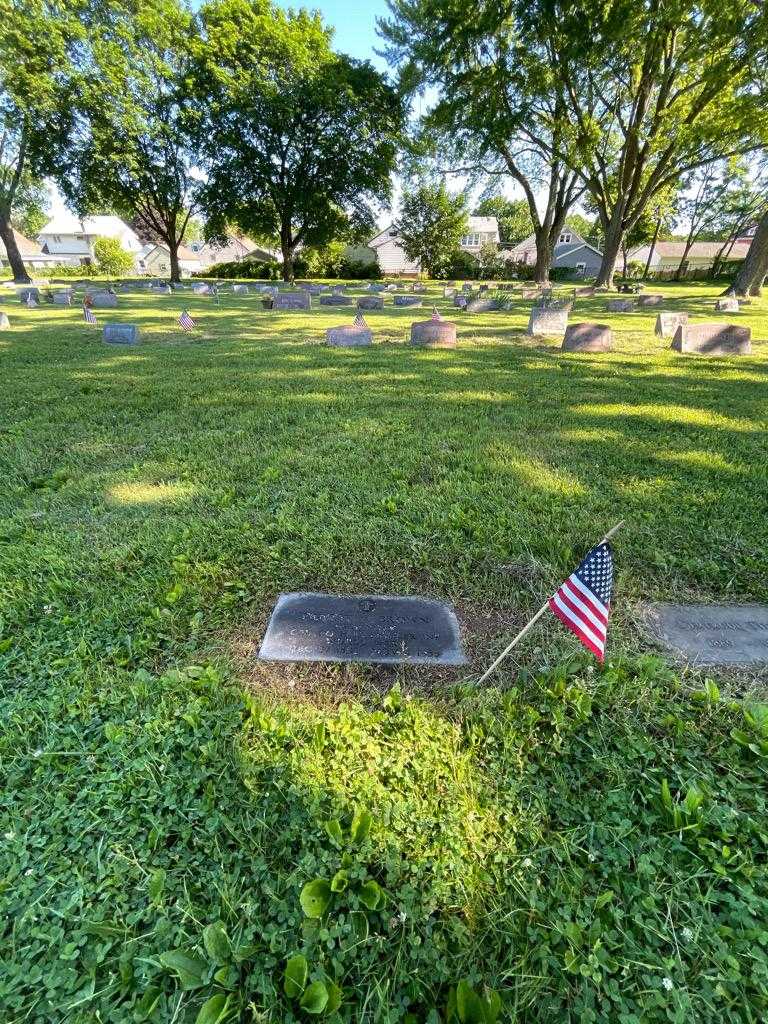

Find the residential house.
xmin=0 ymin=228 xmax=63 ymax=270
xmin=627 ymin=240 xmax=752 ymax=274
xmin=360 ymin=216 xmax=501 ymax=275
xmin=191 ymin=235 xmax=278 ymax=269
xmin=138 ymin=243 xmax=204 ymax=276
xmin=503 ymin=225 xmax=604 ymax=276
xmin=38 ymin=214 xmax=143 ymax=266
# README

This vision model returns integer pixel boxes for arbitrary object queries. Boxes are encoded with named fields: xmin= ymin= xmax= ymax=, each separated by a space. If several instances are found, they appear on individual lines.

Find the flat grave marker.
xmin=394 ymin=295 xmax=422 ymax=307
xmin=715 ymin=297 xmax=739 ymax=312
xmin=647 ymin=603 xmax=768 ymax=666
xmin=259 ymin=592 xmax=468 ymax=666
xmin=0 ymin=312 xmax=10 ymax=329
xmin=103 ymin=323 xmax=140 ymax=345
xmin=273 ymin=291 xmax=311 ymax=311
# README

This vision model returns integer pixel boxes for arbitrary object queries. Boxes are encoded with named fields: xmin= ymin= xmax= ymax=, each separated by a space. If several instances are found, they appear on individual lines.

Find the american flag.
xmin=549 ymin=542 xmax=613 ymax=661
xmin=353 ymin=312 xmax=367 ymax=328
xmin=431 ymin=307 xmax=442 ymax=320
xmin=83 ymin=305 xmax=96 ymax=325
xmin=179 ymin=309 xmax=195 ymax=331
xmin=26 ymin=293 xmax=37 ymax=308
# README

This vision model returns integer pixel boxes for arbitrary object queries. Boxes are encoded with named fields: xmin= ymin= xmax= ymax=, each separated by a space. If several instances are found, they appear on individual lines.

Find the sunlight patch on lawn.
xmin=573 ymin=402 xmax=758 ymax=432
xmin=106 ymin=480 xmax=199 ymax=505
xmin=489 ymin=450 xmax=586 ymax=495
xmin=656 ymin=449 xmax=742 ymax=472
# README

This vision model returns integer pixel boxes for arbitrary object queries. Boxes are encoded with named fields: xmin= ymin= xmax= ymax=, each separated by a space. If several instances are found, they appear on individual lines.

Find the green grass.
xmin=1 ymin=279 xmax=767 ymax=1023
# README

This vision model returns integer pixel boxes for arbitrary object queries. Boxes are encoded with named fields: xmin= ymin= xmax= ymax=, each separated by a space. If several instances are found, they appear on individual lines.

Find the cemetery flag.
xmin=179 ymin=309 xmax=195 ymax=331
xmin=353 ymin=312 xmax=367 ymax=328
xmin=548 ymin=542 xmax=614 ymax=662
xmin=83 ymin=305 xmax=96 ymax=325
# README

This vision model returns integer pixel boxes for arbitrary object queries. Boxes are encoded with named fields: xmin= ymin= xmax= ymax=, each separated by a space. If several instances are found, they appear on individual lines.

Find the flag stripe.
xmin=561 ymin=579 xmax=608 ymax=629
xmin=550 ymin=601 xmax=605 ymax=662
xmin=549 ymin=593 xmax=606 ymax=651
xmin=568 ymin=574 xmax=609 ymax=618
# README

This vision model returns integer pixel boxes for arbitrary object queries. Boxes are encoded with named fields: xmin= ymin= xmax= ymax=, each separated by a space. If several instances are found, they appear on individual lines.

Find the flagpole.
xmin=476 ymin=521 xmax=625 ymax=686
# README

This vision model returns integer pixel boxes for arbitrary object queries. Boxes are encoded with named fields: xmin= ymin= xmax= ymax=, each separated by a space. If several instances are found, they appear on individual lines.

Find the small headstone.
xmin=574 ymin=286 xmax=595 ymax=297
xmin=715 ymin=297 xmax=739 ymax=312
xmin=192 ymin=283 xmax=210 ymax=295
xmin=453 ymin=294 xmax=469 ymax=310
xmin=647 ymin=603 xmax=768 ymax=666
xmin=326 ymin=324 xmax=372 ymax=347
xmin=606 ymin=298 xmax=634 ymax=312
xmin=636 ymin=294 xmax=664 ymax=307
xmin=412 ymin=283 xmax=427 ymax=293
xmin=91 ymin=292 xmax=118 ymax=309
xmin=273 ymin=291 xmax=311 ymax=310
xmin=394 ymin=295 xmax=422 ymax=307
xmin=527 ymin=306 xmax=569 ymax=337
xmin=562 ymin=322 xmax=612 ymax=352
xmin=443 ymin=287 xmax=456 ymax=297
xmin=52 ymin=291 xmax=72 ymax=306
xmin=19 ymin=287 xmax=40 ymax=304
xmin=103 ymin=323 xmax=140 ymax=345
xmin=385 ymin=283 xmax=397 ymax=292
xmin=232 ymin=284 xmax=248 ymax=294
xmin=410 ymin=317 xmax=457 ymax=348
xmin=671 ymin=322 xmax=751 ymax=356
xmin=368 ymin=283 xmax=386 ymax=293
xmin=520 ymin=287 xmax=540 ymax=299
xmin=357 ymin=296 xmax=384 ymax=310
xmin=0 ymin=312 xmax=10 ymax=329
xmin=466 ymin=297 xmax=500 ymax=313
xmin=319 ymin=294 xmax=352 ymax=306
xmin=461 ymin=283 xmax=473 ymax=293
xmin=654 ymin=310 xmax=689 ymax=338
xmin=259 ymin=592 xmax=468 ymax=665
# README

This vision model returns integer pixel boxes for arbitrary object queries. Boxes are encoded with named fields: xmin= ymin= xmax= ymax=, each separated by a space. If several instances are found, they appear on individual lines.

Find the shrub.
xmin=94 ymin=236 xmax=135 ymax=277
xmin=549 ymin=265 xmax=579 ymax=281
xmin=198 ymin=258 xmax=281 ymax=280
xmin=445 ymin=248 xmax=479 ymax=280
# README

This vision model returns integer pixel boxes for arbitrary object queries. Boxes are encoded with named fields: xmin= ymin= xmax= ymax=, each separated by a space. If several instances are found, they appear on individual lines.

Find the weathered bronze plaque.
xmin=259 ymin=592 xmax=468 ymax=665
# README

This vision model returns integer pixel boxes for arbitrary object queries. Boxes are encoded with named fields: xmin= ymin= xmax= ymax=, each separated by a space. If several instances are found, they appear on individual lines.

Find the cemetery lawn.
xmin=2 ymin=280 xmax=768 ymax=1023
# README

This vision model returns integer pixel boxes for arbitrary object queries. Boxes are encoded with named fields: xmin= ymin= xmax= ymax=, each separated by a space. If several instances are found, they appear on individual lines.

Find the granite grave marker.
xmin=647 ymin=603 xmax=768 ymax=666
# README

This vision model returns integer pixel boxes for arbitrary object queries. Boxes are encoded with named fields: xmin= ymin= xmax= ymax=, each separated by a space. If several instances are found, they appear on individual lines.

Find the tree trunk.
xmin=0 ymin=212 xmax=31 ymax=283
xmin=725 ymin=209 xmax=768 ymax=297
xmin=595 ymin=212 xmax=624 ymax=289
xmin=674 ymin=235 xmax=696 ymax=281
xmin=168 ymin=241 xmax=181 ymax=284
xmin=280 ymin=227 xmax=295 ymax=282
xmin=533 ymin=226 xmax=553 ymax=286
xmin=643 ymin=218 xmax=661 ymax=279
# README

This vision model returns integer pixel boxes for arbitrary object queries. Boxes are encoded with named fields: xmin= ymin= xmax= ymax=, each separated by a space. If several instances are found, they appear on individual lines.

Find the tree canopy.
xmin=396 ymin=181 xmax=468 ymax=278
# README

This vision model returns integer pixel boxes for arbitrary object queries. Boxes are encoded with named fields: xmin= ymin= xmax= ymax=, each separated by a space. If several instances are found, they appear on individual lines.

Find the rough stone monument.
xmin=671 ymin=322 xmax=751 ymax=355
xmin=326 ymin=323 xmax=372 ymax=347
xmin=654 ymin=310 xmax=689 ymax=338
xmin=259 ymin=592 xmax=467 ymax=665
xmin=562 ymin=322 xmax=612 ymax=352
xmin=357 ymin=296 xmax=384 ymax=310
xmin=274 ymin=291 xmax=311 ymax=310
xmin=606 ymin=298 xmax=634 ymax=312
xmin=410 ymin=316 xmax=457 ymax=348
xmin=636 ymin=294 xmax=664 ymax=307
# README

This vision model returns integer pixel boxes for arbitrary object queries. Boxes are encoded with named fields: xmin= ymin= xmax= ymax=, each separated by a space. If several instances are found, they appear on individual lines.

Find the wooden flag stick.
xmin=477 ymin=521 xmax=625 ymax=686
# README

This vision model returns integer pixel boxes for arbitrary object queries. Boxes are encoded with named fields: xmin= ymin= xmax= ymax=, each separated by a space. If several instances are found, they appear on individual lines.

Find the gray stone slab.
xmin=715 ymin=297 xmax=739 ymax=312
xmin=319 ymin=294 xmax=353 ymax=305
xmin=259 ymin=592 xmax=468 ymax=665
xmin=672 ymin=322 xmax=751 ymax=355
xmin=357 ymin=296 xmax=383 ymax=310
xmin=647 ymin=603 xmax=768 ymax=666
xmin=527 ymin=306 xmax=569 ymax=337
xmin=326 ymin=325 xmax=372 ymax=347
xmin=19 ymin=288 xmax=40 ymax=303
xmin=274 ymin=291 xmax=311 ymax=310
xmin=636 ymin=294 xmax=664 ymax=307
xmin=606 ymin=298 xmax=634 ymax=312
xmin=91 ymin=292 xmax=118 ymax=308
xmin=103 ymin=323 xmax=140 ymax=345
xmin=52 ymin=291 xmax=72 ymax=305
xmin=562 ymin=322 xmax=612 ymax=352
xmin=394 ymin=295 xmax=422 ymax=307
xmin=232 ymin=284 xmax=248 ymax=294
xmin=655 ymin=311 xmax=689 ymax=338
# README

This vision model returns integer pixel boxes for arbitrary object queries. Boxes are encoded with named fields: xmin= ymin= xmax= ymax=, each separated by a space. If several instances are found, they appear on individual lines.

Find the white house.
xmin=627 ymin=240 xmax=751 ymax=273
xmin=363 ymin=216 xmax=501 ymax=275
xmin=190 ymin=235 xmax=278 ymax=268
xmin=137 ymin=243 xmax=203 ymax=276
xmin=38 ymin=214 xmax=143 ymax=266
xmin=503 ymin=224 xmax=604 ymax=276
xmin=0 ymin=228 xmax=63 ymax=270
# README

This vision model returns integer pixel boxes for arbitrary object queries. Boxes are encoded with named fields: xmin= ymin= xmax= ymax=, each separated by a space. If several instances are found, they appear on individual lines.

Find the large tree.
xmin=65 ymin=0 xmax=198 ymax=283
xmin=396 ymin=181 xmax=468 ymax=277
xmin=474 ymin=196 xmax=533 ymax=248
xmin=0 ymin=1 xmax=83 ymax=282
xmin=380 ymin=0 xmax=584 ymax=286
xmin=726 ymin=205 xmax=768 ymax=297
xmin=525 ymin=0 xmax=768 ymax=286
xmin=192 ymin=0 xmax=403 ymax=282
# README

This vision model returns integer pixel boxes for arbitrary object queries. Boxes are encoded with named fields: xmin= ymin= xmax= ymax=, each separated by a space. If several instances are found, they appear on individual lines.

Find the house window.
xmin=462 ymin=233 xmax=482 ymax=247
xmin=53 ymin=235 xmax=62 ymax=243
xmin=576 ymin=262 xmax=586 ymax=275
xmin=558 ymin=232 xmax=572 ymax=244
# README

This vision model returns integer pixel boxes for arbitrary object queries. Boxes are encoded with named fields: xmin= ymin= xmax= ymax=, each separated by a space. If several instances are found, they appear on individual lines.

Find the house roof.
xmin=369 ymin=217 xmax=500 ymax=249
xmin=555 ymin=241 xmax=604 ymax=259
xmin=145 ymin=243 xmax=201 ymax=261
xmin=0 ymin=228 xmax=43 ymax=258
xmin=195 ymin=235 xmax=270 ymax=264
xmin=647 ymin=240 xmax=751 ymax=260
xmin=466 ymin=216 xmax=498 ymax=233
xmin=39 ymin=214 xmax=136 ymax=237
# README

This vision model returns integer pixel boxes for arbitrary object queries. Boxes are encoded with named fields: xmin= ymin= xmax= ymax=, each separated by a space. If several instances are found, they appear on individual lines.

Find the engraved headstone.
xmin=466 ymin=297 xmax=500 ymax=313
xmin=326 ymin=324 xmax=372 ymax=347
xmin=394 ymin=295 xmax=422 ymax=307
xmin=527 ymin=305 xmax=569 ymax=337
xmin=648 ymin=604 xmax=768 ymax=666
xmin=91 ymin=292 xmax=118 ymax=308
xmin=671 ymin=322 xmax=751 ymax=356
xmin=192 ymin=283 xmax=210 ymax=294
xmin=319 ymin=294 xmax=353 ymax=305
xmin=273 ymin=291 xmax=311 ymax=310
xmin=259 ymin=592 xmax=468 ymax=665
xmin=636 ymin=293 xmax=664 ymax=307
xmin=562 ymin=322 xmax=612 ymax=352
xmin=654 ymin=310 xmax=689 ymax=338
xmin=606 ymin=298 xmax=634 ymax=312
xmin=103 ymin=323 xmax=140 ymax=345
xmin=52 ymin=291 xmax=72 ymax=306
xmin=232 ymin=283 xmax=248 ymax=294
xmin=715 ymin=297 xmax=739 ymax=312
xmin=357 ymin=296 xmax=384 ymax=310
xmin=453 ymin=293 xmax=470 ymax=308
xmin=19 ymin=287 xmax=40 ymax=303
xmin=410 ymin=317 xmax=457 ymax=348
xmin=368 ymin=283 xmax=386 ymax=292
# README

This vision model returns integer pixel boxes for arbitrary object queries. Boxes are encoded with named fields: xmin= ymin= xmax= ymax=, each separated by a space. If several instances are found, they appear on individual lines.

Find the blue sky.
xmin=273 ymin=0 xmax=392 ymax=70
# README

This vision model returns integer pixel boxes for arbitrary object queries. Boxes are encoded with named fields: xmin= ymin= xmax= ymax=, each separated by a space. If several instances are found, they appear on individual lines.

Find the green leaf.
xmin=705 ymin=679 xmax=720 ymax=703
xmin=684 ymin=786 xmax=704 ymax=816
xmin=300 ymin=879 xmax=332 ymax=918
xmin=482 ymin=989 xmax=502 ymax=1023
xmin=455 ymin=979 xmax=485 ymax=1023
xmin=359 ymin=879 xmax=383 ymax=910
xmin=660 ymin=778 xmax=672 ymax=810
xmin=133 ymin=986 xmax=162 ymax=1022
xmin=330 ymin=869 xmax=349 ymax=893
xmin=195 ymin=993 xmax=233 ymax=1024
xmin=300 ymin=981 xmax=329 ymax=1015
xmin=284 ymin=954 xmax=308 ymax=998
xmin=158 ymin=949 xmax=208 ymax=990
xmin=148 ymin=868 xmax=166 ymax=903
xmin=325 ymin=980 xmax=343 ymax=1014
xmin=324 ymin=819 xmax=343 ymax=844
xmin=731 ymin=728 xmax=752 ymax=746
xmin=350 ymin=807 xmax=372 ymax=844
xmin=203 ymin=921 xmax=231 ymax=963
xmin=594 ymin=889 xmax=614 ymax=910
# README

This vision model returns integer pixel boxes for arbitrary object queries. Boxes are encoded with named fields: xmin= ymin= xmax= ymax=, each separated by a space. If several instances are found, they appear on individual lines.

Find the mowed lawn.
xmin=1 ymin=280 xmax=767 ymax=1023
